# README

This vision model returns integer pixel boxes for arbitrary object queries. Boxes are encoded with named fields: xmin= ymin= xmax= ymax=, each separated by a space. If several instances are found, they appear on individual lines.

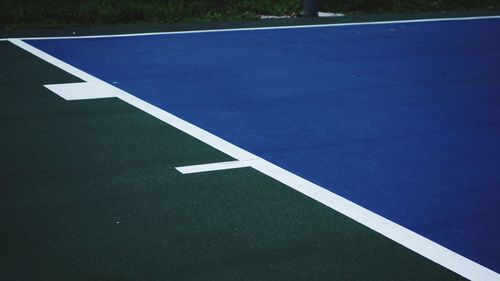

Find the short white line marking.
xmin=44 ymin=82 xmax=117 ymax=100
xmin=8 ymin=39 xmax=258 ymax=162
xmin=176 ymin=160 xmax=255 ymax=174
xmin=0 ymin=15 xmax=498 ymax=41
xmin=8 ymin=34 xmax=500 ymax=281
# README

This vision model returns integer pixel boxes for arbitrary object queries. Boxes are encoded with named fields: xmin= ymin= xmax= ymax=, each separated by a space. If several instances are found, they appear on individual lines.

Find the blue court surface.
xmin=24 ymin=16 xmax=500 ymax=277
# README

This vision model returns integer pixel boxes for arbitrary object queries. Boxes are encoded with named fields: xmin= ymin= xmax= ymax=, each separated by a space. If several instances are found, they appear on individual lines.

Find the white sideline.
xmin=176 ymin=160 xmax=256 ymax=174
xmin=8 ymin=35 xmax=500 ymax=281
xmin=0 ymin=15 xmax=498 ymax=41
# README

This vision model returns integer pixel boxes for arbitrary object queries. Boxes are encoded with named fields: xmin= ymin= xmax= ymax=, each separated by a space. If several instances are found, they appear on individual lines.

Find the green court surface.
xmin=0 ymin=30 xmax=469 ymax=280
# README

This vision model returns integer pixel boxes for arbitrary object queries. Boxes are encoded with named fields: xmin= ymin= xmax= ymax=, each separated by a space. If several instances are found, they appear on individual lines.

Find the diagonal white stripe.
xmin=0 ymin=15 xmax=499 ymax=41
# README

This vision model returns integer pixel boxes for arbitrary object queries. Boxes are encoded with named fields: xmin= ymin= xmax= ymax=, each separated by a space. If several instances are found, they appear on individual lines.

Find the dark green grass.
xmin=1 ymin=0 xmax=500 ymax=30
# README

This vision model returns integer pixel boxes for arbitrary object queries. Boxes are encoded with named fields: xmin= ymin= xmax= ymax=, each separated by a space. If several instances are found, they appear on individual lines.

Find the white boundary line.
xmin=0 ymin=15 xmax=499 ymax=41
xmin=176 ymin=160 xmax=256 ymax=174
xmin=8 ymin=31 xmax=500 ymax=281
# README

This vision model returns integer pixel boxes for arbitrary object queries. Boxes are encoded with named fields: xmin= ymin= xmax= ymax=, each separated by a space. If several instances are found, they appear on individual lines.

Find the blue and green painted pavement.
xmin=1 ymin=14 xmax=499 ymax=281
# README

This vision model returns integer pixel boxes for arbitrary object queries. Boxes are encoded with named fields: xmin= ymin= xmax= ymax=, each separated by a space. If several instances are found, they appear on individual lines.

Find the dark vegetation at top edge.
xmin=1 ymin=0 xmax=500 ymax=30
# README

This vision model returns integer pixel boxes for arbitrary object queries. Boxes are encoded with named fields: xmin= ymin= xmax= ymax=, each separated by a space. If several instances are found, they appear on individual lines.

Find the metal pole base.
xmin=300 ymin=0 xmax=319 ymax=17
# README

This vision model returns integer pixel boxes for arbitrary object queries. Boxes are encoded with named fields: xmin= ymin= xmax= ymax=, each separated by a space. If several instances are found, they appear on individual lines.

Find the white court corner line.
xmin=0 ymin=15 xmax=499 ymax=41
xmin=8 ymin=38 xmax=500 ymax=281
